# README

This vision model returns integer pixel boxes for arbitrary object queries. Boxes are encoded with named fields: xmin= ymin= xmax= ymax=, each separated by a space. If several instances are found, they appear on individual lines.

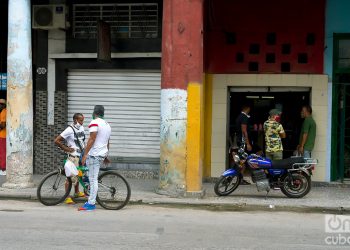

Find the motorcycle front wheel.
xmin=214 ymin=175 xmax=241 ymax=196
xmin=280 ymin=172 xmax=311 ymax=198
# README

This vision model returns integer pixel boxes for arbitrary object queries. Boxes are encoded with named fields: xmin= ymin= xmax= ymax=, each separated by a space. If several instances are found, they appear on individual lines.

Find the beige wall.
xmin=211 ymin=74 xmax=329 ymax=182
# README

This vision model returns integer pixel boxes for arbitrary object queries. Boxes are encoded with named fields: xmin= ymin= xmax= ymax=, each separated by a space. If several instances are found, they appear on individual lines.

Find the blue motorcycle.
xmin=214 ymin=145 xmax=317 ymax=198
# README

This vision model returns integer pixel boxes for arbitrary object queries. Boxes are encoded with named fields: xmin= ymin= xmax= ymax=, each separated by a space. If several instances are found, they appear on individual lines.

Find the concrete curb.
xmin=0 ymin=193 xmax=349 ymax=215
xmin=129 ymin=201 xmax=350 ymax=215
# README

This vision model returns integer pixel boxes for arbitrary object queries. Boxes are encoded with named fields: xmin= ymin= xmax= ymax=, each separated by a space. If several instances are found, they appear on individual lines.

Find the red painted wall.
xmin=205 ymin=0 xmax=325 ymax=74
xmin=161 ymin=0 xmax=204 ymax=90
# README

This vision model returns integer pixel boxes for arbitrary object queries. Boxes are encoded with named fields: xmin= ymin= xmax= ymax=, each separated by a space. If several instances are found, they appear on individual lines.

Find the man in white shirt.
xmin=54 ymin=113 xmax=86 ymax=204
xmin=79 ymin=105 xmax=111 ymax=211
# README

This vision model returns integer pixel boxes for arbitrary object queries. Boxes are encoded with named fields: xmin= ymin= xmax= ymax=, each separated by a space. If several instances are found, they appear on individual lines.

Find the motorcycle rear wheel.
xmin=214 ymin=175 xmax=241 ymax=196
xmin=280 ymin=172 xmax=311 ymax=198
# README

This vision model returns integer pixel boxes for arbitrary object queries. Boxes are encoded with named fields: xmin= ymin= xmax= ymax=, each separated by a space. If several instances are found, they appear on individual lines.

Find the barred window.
xmin=73 ymin=3 xmax=159 ymax=39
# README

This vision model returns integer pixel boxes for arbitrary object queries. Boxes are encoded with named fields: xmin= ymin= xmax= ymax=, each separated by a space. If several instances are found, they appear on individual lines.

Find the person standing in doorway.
xmin=0 ymin=99 xmax=6 ymax=175
xmin=235 ymin=104 xmax=252 ymax=152
xmin=264 ymin=109 xmax=286 ymax=160
xmin=297 ymin=105 xmax=316 ymax=158
xmin=235 ymin=104 xmax=254 ymax=184
xmin=79 ymin=105 xmax=111 ymax=211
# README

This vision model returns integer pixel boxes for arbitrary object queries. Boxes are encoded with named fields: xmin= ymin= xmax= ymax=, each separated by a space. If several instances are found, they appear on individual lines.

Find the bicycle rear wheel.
xmin=96 ymin=171 xmax=131 ymax=210
xmin=37 ymin=170 xmax=72 ymax=206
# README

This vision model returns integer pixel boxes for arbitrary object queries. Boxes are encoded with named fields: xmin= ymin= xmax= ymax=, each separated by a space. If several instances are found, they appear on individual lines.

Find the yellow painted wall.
xmin=210 ymin=74 xmax=329 ymax=182
xmin=203 ymin=74 xmax=212 ymax=178
xmin=186 ymin=82 xmax=204 ymax=191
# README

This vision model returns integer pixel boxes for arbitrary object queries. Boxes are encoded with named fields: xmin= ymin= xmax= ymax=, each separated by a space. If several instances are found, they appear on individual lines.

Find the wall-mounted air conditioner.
xmin=32 ymin=5 xmax=67 ymax=30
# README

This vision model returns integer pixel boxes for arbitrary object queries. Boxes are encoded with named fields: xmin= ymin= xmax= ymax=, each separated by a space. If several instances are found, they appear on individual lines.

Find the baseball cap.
xmin=269 ymin=108 xmax=282 ymax=116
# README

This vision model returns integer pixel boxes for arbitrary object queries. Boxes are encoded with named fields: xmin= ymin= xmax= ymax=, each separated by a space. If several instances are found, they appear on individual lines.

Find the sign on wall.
xmin=0 ymin=73 xmax=6 ymax=91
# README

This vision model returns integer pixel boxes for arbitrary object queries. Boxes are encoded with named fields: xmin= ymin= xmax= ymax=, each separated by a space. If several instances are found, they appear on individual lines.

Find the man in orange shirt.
xmin=0 ymin=99 xmax=6 ymax=175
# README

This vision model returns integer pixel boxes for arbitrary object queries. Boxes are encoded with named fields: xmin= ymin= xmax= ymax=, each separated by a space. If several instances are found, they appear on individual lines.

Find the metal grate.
xmin=73 ymin=3 xmax=159 ymax=39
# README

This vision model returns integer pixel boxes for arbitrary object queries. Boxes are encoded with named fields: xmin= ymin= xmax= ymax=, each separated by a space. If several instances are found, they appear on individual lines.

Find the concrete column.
xmin=3 ymin=0 xmax=34 ymax=188
xmin=158 ymin=0 xmax=204 ymax=196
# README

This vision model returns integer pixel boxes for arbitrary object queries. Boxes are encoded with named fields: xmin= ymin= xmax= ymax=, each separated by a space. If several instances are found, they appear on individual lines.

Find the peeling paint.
xmin=7 ymin=84 xmax=32 ymax=131
xmin=158 ymin=89 xmax=188 ymax=195
xmin=3 ymin=0 xmax=34 ymax=188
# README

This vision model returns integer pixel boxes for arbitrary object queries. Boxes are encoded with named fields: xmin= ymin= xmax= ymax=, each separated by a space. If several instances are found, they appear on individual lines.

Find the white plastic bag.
xmin=64 ymin=159 xmax=78 ymax=177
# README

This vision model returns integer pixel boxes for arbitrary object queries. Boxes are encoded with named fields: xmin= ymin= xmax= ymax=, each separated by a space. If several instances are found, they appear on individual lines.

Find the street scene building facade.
xmin=0 ymin=0 xmax=349 ymax=192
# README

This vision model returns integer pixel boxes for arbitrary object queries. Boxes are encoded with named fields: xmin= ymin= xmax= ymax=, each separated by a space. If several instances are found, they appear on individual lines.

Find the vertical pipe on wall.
xmin=3 ymin=0 xmax=34 ymax=188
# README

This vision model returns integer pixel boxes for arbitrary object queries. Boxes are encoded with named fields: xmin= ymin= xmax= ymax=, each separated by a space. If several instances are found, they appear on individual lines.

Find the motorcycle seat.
xmin=271 ymin=157 xmax=305 ymax=169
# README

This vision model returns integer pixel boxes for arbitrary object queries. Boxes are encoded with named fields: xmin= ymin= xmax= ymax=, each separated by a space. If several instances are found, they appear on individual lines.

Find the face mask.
xmin=74 ymin=122 xmax=81 ymax=129
xmin=274 ymin=115 xmax=281 ymax=123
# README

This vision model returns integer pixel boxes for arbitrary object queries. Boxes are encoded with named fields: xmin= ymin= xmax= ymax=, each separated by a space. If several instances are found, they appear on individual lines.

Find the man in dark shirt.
xmin=234 ymin=104 xmax=252 ymax=184
xmin=235 ymin=104 xmax=252 ymax=152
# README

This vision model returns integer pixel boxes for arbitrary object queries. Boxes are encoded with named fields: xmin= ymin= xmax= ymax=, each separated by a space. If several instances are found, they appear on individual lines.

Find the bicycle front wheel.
xmin=37 ymin=170 xmax=72 ymax=206
xmin=96 ymin=171 xmax=131 ymax=210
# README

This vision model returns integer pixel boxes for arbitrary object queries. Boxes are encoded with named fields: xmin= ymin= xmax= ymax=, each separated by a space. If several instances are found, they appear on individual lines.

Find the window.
xmin=236 ymin=52 xmax=244 ymax=63
xmin=281 ymin=62 xmax=291 ymax=72
xmin=249 ymin=44 xmax=260 ymax=54
xmin=298 ymin=53 xmax=308 ymax=64
xmin=266 ymin=33 xmax=276 ymax=45
xmin=266 ymin=53 xmax=275 ymax=63
xmin=226 ymin=32 xmax=236 ymax=44
xmin=282 ymin=44 xmax=291 ymax=54
xmin=73 ymin=3 xmax=159 ymax=39
xmin=306 ymin=33 xmax=316 ymax=45
xmin=249 ymin=62 xmax=259 ymax=71
xmin=338 ymin=40 xmax=350 ymax=69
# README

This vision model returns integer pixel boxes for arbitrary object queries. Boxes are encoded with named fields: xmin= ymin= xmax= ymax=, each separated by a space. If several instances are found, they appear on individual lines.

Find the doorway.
xmin=229 ymin=87 xmax=310 ymax=161
xmin=332 ymin=34 xmax=350 ymax=182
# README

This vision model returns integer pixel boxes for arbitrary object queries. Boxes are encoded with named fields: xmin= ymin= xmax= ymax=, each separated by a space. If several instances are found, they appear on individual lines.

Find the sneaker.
xmin=0 ymin=170 xmax=6 ymax=176
xmin=78 ymin=202 xmax=96 ymax=211
xmin=74 ymin=191 xmax=86 ymax=198
xmin=64 ymin=197 xmax=75 ymax=205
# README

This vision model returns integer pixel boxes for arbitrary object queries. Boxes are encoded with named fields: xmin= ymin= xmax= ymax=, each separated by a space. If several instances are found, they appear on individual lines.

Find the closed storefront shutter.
xmin=67 ymin=70 xmax=161 ymax=159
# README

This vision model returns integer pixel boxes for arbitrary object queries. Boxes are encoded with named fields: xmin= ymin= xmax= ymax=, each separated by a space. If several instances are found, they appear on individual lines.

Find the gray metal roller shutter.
xmin=67 ymin=70 xmax=161 ymax=159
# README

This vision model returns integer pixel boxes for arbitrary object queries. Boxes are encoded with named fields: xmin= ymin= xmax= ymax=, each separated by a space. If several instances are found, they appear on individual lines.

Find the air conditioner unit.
xmin=32 ymin=5 xmax=67 ymax=30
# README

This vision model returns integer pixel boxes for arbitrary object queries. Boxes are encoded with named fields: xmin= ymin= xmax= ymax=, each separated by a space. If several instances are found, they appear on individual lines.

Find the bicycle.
xmin=37 ymin=159 xmax=131 ymax=210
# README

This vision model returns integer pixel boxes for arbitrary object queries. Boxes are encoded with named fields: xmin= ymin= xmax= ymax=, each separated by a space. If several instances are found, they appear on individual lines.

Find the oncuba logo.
xmin=325 ymin=215 xmax=350 ymax=233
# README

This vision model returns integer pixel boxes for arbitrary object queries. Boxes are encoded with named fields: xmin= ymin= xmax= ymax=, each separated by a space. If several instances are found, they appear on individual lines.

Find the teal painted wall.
xmin=325 ymin=0 xmax=350 ymax=79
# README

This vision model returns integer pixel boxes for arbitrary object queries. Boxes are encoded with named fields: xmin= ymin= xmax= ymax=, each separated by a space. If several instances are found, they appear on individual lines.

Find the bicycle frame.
xmin=76 ymin=165 xmax=89 ymax=192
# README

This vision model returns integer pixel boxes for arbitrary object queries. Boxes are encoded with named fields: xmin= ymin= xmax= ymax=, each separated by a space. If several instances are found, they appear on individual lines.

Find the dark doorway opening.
xmin=229 ymin=89 xmax=310 ymax=161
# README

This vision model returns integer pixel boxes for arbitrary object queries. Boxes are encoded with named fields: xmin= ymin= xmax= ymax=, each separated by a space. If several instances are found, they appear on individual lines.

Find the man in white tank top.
xmin=79 ymin=105 xmax=111 ymax=211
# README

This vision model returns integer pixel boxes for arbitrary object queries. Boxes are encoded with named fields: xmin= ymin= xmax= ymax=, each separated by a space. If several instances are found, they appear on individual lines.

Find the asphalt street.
xmin=0 ymin=200 xmax=341 ymax=250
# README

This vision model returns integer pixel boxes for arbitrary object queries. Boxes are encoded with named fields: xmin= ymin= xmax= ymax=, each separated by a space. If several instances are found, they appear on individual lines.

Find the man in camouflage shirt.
xmin=263 ymin=109 xmax=286 ymax=160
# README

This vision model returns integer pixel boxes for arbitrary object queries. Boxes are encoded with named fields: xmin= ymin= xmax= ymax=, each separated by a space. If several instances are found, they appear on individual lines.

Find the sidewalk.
xmin=1 ymin=175 xmax=350 ymax=214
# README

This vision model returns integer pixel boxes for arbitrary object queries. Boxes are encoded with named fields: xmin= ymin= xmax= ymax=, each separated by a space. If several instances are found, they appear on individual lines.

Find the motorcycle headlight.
xmin=233 ymin=154 xmax=240 ymax=164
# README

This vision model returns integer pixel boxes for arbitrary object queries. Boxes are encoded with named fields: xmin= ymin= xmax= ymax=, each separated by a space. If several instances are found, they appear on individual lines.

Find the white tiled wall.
xmin=211 ymin=74 xmax=329 ymax=181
